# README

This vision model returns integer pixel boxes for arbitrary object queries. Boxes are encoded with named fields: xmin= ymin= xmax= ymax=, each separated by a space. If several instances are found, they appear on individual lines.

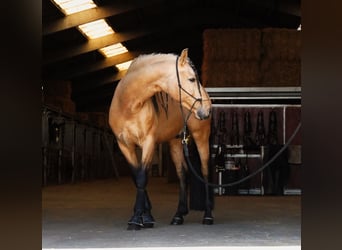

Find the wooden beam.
xmin=43 ymin=29 xmax=154 ymax=65
xmin=43 ymin=0 xmax=162 ymax=36
xmin=45 ymin=51 xmax=141 ymax=80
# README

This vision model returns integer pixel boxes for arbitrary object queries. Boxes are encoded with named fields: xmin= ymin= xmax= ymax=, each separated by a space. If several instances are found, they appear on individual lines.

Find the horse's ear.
xmin=179 ymin=48 xmax=188 ymax=66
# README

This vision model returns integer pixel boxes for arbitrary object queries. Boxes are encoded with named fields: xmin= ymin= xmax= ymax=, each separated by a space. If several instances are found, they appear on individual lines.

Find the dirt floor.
xmin=42 ymin=176 xmax=301 ymax=249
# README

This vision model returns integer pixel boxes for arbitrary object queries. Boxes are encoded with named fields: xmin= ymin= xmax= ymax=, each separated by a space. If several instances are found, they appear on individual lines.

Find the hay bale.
xmin=203 ymin=29 xmax=261 ymax=61
xmin=262 ymin=28 xmax=301 ymax=61
xmin=201 ymin=28 xmax=301 ymax=87
xmin=202 ymin=61 xmax=261 ymax=87
xmin=260 ymin=60 xmax=301 ymax=86
xmin=43 ymin=80 xmax=72 ymax=98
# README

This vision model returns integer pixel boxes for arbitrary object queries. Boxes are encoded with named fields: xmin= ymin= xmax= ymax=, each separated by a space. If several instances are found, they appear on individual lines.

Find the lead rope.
xmin=183 ymin=121 xmax=302 ymax=188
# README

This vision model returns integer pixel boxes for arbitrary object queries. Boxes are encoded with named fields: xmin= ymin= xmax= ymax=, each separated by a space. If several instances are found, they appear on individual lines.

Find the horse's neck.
xmin=118 ymin=62 xmax=175 ymax=113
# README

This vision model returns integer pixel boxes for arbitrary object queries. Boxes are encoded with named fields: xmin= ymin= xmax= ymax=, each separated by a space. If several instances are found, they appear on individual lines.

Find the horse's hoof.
xmin=170 ymin=216 xmax=184 ymax=225
xmin=127 ymin=223 xmax=142 ymax=230
xmin=202 ymin=217 xmax=214 ymax=225
xmin=143 ymin=222 xmax=154 ymax=228
xmin=142 ymin=213 xmax=155 ymax=227
xmin=127 ymin=215 xmax=143 ymax=230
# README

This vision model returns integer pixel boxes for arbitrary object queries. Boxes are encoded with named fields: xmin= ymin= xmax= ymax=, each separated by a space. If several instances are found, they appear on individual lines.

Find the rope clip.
xmin=181 ymin=129 xmax=190 ymax=145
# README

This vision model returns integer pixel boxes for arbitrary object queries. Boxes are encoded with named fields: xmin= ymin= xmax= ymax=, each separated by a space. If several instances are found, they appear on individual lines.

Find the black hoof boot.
xmin=170 ymin=216 xmax=184 ymax=225
xmin=142 ymin=213 xmax=155 ymax=228
xmin=202 ymin=217 xmax=214 ymax=225
xmin=127 ymin=215 xmax=143 ymax=230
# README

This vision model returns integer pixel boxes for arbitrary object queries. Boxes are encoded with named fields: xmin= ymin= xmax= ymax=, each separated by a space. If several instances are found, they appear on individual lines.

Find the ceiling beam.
xmin=43 ymin=29 xmax=154 ymax=65
xmin=44 ymin=51 xmax=141 ymax=80
xmin=43 ymin=0 xmax=162 ymax=36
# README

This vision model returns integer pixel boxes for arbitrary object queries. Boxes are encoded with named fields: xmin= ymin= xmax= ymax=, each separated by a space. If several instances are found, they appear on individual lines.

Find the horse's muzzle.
xmin=196 ymin=108 xmax=211 ymax=120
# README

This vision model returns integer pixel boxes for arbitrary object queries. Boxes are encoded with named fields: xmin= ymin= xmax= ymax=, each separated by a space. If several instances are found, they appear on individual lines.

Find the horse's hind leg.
xmin=169 ymin=138 xmax=189 ymax=225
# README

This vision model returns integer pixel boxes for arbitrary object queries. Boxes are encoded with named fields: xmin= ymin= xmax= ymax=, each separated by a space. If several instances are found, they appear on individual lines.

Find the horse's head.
xmin=174 ymin=48 xmax=212 ymax=120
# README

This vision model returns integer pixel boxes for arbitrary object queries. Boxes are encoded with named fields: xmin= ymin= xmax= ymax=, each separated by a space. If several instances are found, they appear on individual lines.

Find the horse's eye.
xmin=189 ymin=77 xmax=196 ymax=83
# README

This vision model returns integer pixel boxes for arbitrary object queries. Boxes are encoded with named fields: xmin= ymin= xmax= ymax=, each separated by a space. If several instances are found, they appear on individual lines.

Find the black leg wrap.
xmin=128 ymin=166 xmax=156 ymax=230
xmin=170 ymin=215 xmax=184 ymax=225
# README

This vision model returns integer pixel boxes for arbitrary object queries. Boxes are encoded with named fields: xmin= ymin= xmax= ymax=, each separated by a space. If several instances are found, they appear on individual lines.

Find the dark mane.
xmin=151 ymin=92 xmax=169 ymax=118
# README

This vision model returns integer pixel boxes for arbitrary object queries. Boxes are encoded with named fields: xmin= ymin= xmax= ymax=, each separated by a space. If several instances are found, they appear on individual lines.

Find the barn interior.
xmin=42 ymin=0 xmax=301 ymax=249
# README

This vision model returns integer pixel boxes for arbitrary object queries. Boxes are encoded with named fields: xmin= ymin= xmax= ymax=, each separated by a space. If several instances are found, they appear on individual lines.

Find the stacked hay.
xmin=43 ymin=80 xmax=76 ymax=114
xmin=202 ymin=28 xmax=301 ymax=87
xmin=202 ymin=29 xmax=262 ymax=87
xmin=203 ymin=61 xmax=260 ymax=87
xmin=260 ymin=28 xmax=301 ymax=86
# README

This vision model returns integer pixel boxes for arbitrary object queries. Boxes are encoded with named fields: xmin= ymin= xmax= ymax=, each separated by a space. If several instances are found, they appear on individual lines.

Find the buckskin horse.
xmin=109 ymin=48 xmax=213 ymax=230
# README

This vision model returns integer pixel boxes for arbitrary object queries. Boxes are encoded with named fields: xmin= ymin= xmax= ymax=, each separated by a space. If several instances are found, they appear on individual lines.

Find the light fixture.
xmin=99 ymin=43 xmax=128 ymax=58
xmin=78 ymin=19 xmax=115 ymax=39
xmin=51 ymin=0 xmax=97 ymax=15
xmin=116 ymin=60 xmax=133 ymax=71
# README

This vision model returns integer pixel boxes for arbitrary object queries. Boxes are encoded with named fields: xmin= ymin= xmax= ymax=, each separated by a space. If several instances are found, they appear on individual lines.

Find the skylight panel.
xmin=99 ymin=43 xmax=129 ymax=58
xmin=78 ymin=19 xmax=115 ymax=39
xmin=116 ymin=60 xmax=133 ymax=71
xmin=51 ymin=0 xmax=97 ymax=15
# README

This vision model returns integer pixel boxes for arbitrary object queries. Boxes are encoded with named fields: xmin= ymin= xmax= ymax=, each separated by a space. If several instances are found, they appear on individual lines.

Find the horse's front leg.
xmin=128 ymin=166 xmax=148 ymax=230
xmin=130 ymin=136 xmax=157 ymax=229
xmin=117 ymin=141 xmax=155 ymax=230
xmin=129 ymin=165 xmax=155 ymax=230
xmin=191 ymin=125 xmax=214 ymax=225
xmin=131 ymin=166 xmax=155 ymax=229
xmin=202 ymin=177 xmax=214 ymax=225
xmin=169 ymin=139 xmax=189 ymax=225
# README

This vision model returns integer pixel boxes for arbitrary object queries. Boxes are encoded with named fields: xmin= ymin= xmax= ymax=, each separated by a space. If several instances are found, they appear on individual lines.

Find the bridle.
xmin=175 ymin=56 xmax=210 ymax=143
